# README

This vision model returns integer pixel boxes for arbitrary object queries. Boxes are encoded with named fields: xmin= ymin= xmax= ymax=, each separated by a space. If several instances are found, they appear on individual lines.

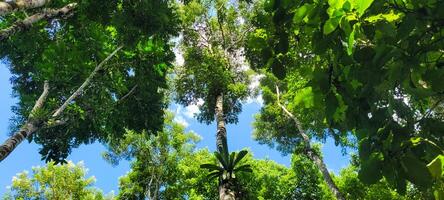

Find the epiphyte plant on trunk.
xmin=201 ymin=149 xmax=252 ymax=181
xmin=201 ymin=149 xmax=252 ymax=200
xmin=175 ymin=0 xmax=254 ymax=198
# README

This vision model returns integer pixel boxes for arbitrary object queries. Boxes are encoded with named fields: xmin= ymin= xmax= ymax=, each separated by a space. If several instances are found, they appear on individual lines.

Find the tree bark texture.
xmin=215 ymin=94 xmax=236 ymax=200
xmin=275 ymin=85 xmax=345 ymax=200
xmin=215 ymin=93 xmax=229 ymax=156
xmin=0 ymin=3 xmax=77 ymax=41
xmin=0 ymin=0 xmax=51 ymax=16
xmin=0 ymin=81 xmax=49 ymax=162
xmin=0 ymin=46 xmax=121 ymax=163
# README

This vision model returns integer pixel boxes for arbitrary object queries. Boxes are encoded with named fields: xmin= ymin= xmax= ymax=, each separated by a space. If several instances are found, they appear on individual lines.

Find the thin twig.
xmin=117 ymin=84 xmax=138 ymax=104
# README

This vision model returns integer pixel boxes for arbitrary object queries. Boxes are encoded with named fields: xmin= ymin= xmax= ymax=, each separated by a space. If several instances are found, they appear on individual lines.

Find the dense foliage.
xmin=0 ymin=0 xmax=179 ymax=162
xmin=1 ymin=0 xmax=444 ymax=199
xmin=246 ymin=0 xmax=444 ymax=196
xmin=174 ymin=0 xmax=252 ymax=124
xmin=3 ymin=161 xmax=113 ymax=200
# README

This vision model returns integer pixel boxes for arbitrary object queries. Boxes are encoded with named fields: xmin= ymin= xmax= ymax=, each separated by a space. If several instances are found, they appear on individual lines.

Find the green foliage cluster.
xmin=2 ymin=0 xmax=444 ymax=198
xmin=103 ymin=112 xmax=202 ymax=199
xmin=201 ymin=150 xmax=252 ymax=181
xmin=0 ymin=0 xmax=179 ymax=162
xmin=3 ymin=161 xmax=112 ymax=200
xmin=246 ymin=0 xmax=444 ymax=195
xmin=174 ymin=0 xmax=253 ymax=124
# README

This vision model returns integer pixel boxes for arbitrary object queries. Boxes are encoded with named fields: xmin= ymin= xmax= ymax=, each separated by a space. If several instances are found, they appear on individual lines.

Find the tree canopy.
xmin=245 ymin=0 xmax=444 ymax=196
xmin=1 ymin=0 xmax=444 ymax=199
xmin=0 ymin=0 xmax=179 ymax=162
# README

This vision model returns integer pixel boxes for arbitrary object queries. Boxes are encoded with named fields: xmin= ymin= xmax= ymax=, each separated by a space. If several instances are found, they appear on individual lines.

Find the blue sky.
xmin=0 ymin=63 xmax=351 ymax=196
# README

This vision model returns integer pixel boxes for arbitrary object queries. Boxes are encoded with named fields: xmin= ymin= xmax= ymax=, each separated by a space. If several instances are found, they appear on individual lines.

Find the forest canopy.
xmin=1 ymin=0 xmax=443 ymax=199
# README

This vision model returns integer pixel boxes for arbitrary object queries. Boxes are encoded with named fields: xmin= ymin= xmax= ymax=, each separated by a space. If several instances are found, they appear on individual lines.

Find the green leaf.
xmin=228 ymin=152 xmax=236 ymax=169
xmin=359 ymin=152 xmax=383 ymax=184
xmin=359 ymin=138 xmax=371 ymax=159
xmin=339 ymin=16 xmax=352 ymax=35
xmin=234 ymin=164 xmax=253 ymax=173
xmin=200 ymin=164 xmax=224 ymax=172
xmin=365 ymin=10 xmax=402 ymax=23
xmin=434 ymin=189 xmax=444 ymax=200
xmin=356 ymin=0 xmax=374 ymax=17
xmin=206 ymin=171 xmax=222 ymax=180
xmin=347 ymin=27 xmax=355 ymax=55
xmin=294 ymin=87 xmax=314 ymax=108
xmin=233 ymin=150 xmax=248 ymax=168
xmin=328 ymin=0 xmax=345 ymax=9
xmin=401 ymin=153 xmax=433 ymax=188
xmin=293 ymin=4 xmax=314 ymax=23
xmin=427 ymin=155 xmax=444 ymax=178
xmin=214 ymin=152 xmax=228 ymax=170
xmin=323 ymin=17 xmax=340 ymax=35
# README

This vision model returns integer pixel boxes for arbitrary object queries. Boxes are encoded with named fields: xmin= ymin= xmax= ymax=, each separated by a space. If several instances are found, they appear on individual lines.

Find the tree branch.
xmin=0 ymin=3 xmax=78 ymax=41
xmin=117 ymin=84 xmax=138 ymax=104
xmin=52 ymin=45 xmax=123 ymax=118
xmin=275 ymin=85 xmax=310 ymax=142
xmin=0 ymin=81 xmax=49 ymax=162
xmin=0 ymin=0 xmax=51 ymax=16
xmin=0 ymin=45 xmax=122 ymax=163
xmin=275 ymin=85 xmax=345 ymax=200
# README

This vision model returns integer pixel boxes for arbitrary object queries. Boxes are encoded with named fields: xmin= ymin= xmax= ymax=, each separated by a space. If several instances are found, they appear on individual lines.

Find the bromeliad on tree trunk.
xmin=174 ymin=0 xmax=255 ymax=198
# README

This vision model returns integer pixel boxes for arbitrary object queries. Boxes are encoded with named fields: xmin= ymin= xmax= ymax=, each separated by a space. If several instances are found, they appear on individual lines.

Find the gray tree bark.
xmin=215 ymin=94 xmax=229 ymax=156
xmin=275 ymin=85 xmax=345 ymax=200
xmin=0 ymin=46 xmax=122 ymax=163
xmin=0 ymin=0 xmax=51 ymax=16
xmin=0 ymin=3 xmax=77 ymax=41
xmin=215 ymin=93 xmax=235 ymax=200
xmin=0 ymin=81 xmax=49 ymax=162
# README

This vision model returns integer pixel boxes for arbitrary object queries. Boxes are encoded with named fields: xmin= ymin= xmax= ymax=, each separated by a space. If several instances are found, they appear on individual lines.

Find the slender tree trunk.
xmin=215 ymin=93 xmax=228 ymax=156
xmin=275 ymin=86 xmax=345 ymax=200
xmin=0 ymin=3 xmax=77 ymax=42
xmin=0 ymin=81 xmax=49 ymax=162
xmin=0 ymin=0 xmax=51 ymax=16
xmin=0 ymin=46 xmax=121 ymax=163
xmin=215 ymin=93 xmax=235 ymax=200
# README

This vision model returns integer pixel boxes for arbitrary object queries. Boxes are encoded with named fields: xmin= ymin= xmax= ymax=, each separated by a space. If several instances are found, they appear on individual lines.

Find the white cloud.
xmin=172 ymin=107 xmax=190 ymax=127
xmin=172 ymin=35 xmax=185 ymax=67
xmin=249 ymin=74 xmax=264 ymax=90
xmin=246 ymin=94 xmax=264 ymax=105
xmin=183 ymin=99 xmax=204 ymax=118
xmin=245 ymin=74 xmax=265 ymax=105
xmin=173 ymin=48 xmax=184 ymax=67
xmin=174 ymin=114 xmax=189 ymax=128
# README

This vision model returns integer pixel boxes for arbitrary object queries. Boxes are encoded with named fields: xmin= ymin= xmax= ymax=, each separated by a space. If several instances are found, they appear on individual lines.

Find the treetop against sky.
xmin=1 ymin=0 xmax=443 ymax=199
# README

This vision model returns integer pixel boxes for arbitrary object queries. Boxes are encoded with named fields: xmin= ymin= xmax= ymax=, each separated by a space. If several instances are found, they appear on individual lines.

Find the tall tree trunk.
xmin=215 ymin=93 xmax=235 ymax=200
xmin=215 ymin=93 xmax=228 ymax=156
xmin=0 ymin=46 xmax=121 ymax=163
xmin=0 ymin=0 xmax=51 ymax=16
xmin=0 ymin=3 xmax=77 ymax=42
xmin=275 ymin=86 xmax=345 ymax=200
xmin=0 ymin=81 xmax=49 ymax=162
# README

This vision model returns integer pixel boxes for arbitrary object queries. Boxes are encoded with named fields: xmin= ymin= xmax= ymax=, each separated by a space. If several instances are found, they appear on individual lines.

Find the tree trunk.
xmin=0 ymin=3 xmax=77 ymax=42
xmin=306 ymin=149 xmax=344 ymax=200
xmin=0 ymin=81 xmax=49 ymax=162
xmin=0 ymin=46 xmax=121 ymax=163
xmin=0 ymin=0 xmax=51 ymax=16
xmin=215 ymin=93 xmax=228 ymax=156
xmin=275 ymin=85 xmax=345 ymax=200
xmin=219 ymin=181 xmax=236 ymax=200
xmin=215 ymin=94 xmax=235 ymax=200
